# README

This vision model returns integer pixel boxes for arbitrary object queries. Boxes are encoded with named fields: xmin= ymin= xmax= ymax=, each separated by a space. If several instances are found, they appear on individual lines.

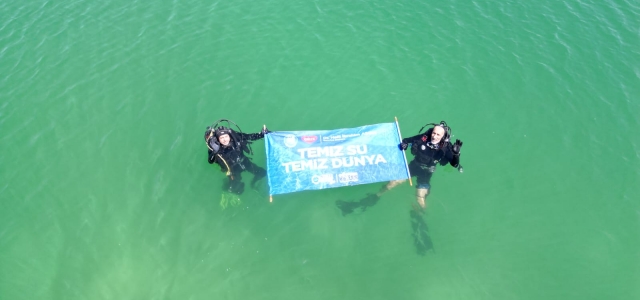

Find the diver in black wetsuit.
xmin=204 ymin=122 xmax=270 ymax=195
xmin=382 ymin=121 xmax=463 ymax=210
xmin=336 ymin=121 xmax=463 ymax=215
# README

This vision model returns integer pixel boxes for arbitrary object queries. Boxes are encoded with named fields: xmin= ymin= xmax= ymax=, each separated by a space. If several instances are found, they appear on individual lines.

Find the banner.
xmin=265 ymin=123 xmax=410 ymax=195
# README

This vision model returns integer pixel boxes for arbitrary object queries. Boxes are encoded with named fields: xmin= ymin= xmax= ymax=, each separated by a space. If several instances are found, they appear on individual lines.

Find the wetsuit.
xmin=402 ymin=129 xmax=460 ymax=190
xmin=208 ymin=131 xmax=266 ymax=194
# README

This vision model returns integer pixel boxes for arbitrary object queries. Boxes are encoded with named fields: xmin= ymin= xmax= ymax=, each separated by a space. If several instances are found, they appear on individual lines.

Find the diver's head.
xmin=216 ymin=127 xmax=232 ymax=146
xmin=430 ymin=126 xmax=446 ymax=144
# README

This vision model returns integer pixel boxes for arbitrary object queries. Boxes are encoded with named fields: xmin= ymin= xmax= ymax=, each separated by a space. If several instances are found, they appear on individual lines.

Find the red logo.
xmin=301 ymin=136 xmax=318 ymax=143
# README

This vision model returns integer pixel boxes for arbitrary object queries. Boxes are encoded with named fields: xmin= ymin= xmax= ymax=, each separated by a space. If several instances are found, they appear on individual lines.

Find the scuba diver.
xmin=204 ymin=119 xmax=270 ymax=195
xmin=336 ymin=121 xmax=463 ymax=215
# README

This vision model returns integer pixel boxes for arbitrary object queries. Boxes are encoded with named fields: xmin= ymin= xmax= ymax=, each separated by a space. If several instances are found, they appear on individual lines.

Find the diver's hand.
xmin=399 ymin=142 xmax=408 ymax=151
xmin=261 ymin=126 xmax=271 ymax=135
xmin=204 ymin=126 xmax=213 ymax=141
xmin=452 ymin=139 xmax=463 ymax=155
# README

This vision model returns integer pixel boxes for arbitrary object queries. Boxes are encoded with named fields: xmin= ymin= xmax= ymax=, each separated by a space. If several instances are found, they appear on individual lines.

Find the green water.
xmin=1 ymin=0 xmax=639 ymax=299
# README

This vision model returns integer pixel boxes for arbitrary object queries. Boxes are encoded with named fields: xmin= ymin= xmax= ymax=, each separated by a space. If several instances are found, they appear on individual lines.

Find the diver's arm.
xmin=239 ymin=126 xmax=270 ymax=141
xmin=436 ymin=148 xmax=458 ymax=168
xmin=450 ymin=152 xmax=460 ymax=168
xmin=401 ymin=133 xmax=425 ymax=144
xmin=449 ymin=139 xmax=462 ymax=168
xmin=206 ymin=136 xmax=221 ymax=164
xmin=399 ymin=134 xmax=423 ymax=150
xmin=208 ymin=150 xmax=217 ymax=164
xmin=237 ymin=131 xmax=264 ymax=141
xmin=443 ymin=143 xmax=460 ymax=168
xmin=400 ymin=133 xmax=425 ymax=149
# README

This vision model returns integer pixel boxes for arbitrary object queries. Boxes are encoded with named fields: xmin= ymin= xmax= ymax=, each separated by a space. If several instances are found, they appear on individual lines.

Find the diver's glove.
xmin=261 ymin=126 xmax=271 ymax=135
xmin=399 ymin=142 xmax=409 ymax=151
xmin=452 ymin=139 xmax=463 ymax=155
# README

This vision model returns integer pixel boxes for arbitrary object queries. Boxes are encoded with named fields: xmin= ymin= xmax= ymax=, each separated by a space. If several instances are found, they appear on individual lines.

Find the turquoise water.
xmin=1 ymin=0 xmax=639 ymax=299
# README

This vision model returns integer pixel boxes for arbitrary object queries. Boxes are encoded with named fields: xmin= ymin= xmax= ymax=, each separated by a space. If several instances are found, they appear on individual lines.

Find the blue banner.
xmin=264 ymin=123 xmax=410 ymax=195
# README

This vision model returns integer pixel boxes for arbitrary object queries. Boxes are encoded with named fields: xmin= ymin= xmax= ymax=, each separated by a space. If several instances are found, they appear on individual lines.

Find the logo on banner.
xmin=301 ymin=136 xmax=318 ymax=144
xmin=322 ymin=133 xmax=361 ymax=142
xmin=284 ymin=134 xmax=298 ymax=148
xmin=338 ymin=172 xmax=359 ymax=183
xmin=311 ymin=174 xmax=336 ymax=184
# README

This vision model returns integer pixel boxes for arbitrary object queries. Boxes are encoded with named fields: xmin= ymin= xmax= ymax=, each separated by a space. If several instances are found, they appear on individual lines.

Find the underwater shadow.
xmin=410 ymin=210 xmax=434 ymax=256
xmin=335 ymin=193 xmax=380 ymax=216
